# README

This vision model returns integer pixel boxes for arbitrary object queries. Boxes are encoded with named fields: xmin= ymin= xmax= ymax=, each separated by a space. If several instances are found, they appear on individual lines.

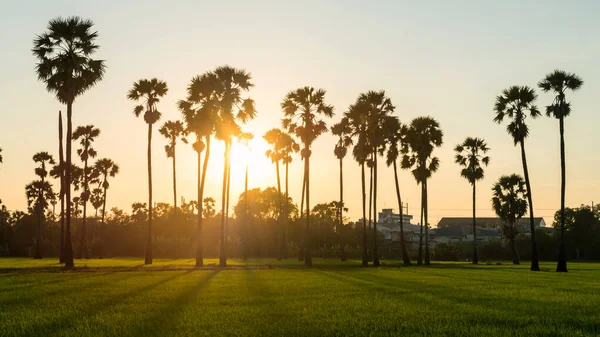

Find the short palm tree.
xmin=282 ymin=86 xmax=334 ymax=267
xmin=332 ymin=118 xmax=352 ymax=262
xmin=25 ymin=180 xmax=54 ymax=259
xmin=494 ymin=86 xmax=541 ymax=271
xmin=279 ymin=131 xmax=298 ymax=260
xmin=402 ymin=117 xmax=443 ymax=266
xmin=33 ymin=17 xmax=106 ymax=268
xmin=454 ymin=137 xmax=490 ymax=264
xmin=538 ymin=70 xmax=583 ymax=273
xmin=264 ymin=128 xmax=288 ymax=260
xmin=128 ymin=78 xmax=168 ymax=265
xmin=73 ymin=125 xmax=100 ymax=259
xmin=32 ymin=152 xmax=55 ymax=259
xmin=159 ymin=120 xmax=188 ymax=214
xmin=94 ymin=158 xmax=119 ymax=258
xmin=382 ymin=116 xmax=411 ymax=266
xmin=492 ymin=174 xmax=528 ymax=265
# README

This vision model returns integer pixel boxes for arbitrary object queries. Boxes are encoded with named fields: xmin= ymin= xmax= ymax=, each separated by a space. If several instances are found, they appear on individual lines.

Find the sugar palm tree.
xmin=238 ymin=132 xmax=254 ymax=260
xmin=492 ymin=174 xmax=528 ymax=265
xmin=128 ymin=78 xmax=168 ymax=265
xmin=32 ymin=152 xmax=55 ymax=259
xmin=402 ymin=117 xmax=443 ymax=266
xmin=90 ymin=188 xmax=103 ymax=218
xmin=33 ymin=17 xmax=106 ymax=268
xmin=264 ymin=128 xmax=288 ymax=260
xmin=159 ymin=120 xmax=188 ymax=214
xmin=26 ymin=180 xmax=54 ymax=259
xmin=494 ymin=86 xmax=541 ymax=271
xmin=382 ymin=116 xmax=411 ymax=266
xmin=212 ymin=66 xmax=257 ymax=267
xmin=282 ymin=86 xmax=334 ymax=267
xmin=72 ymin=125 xmax=100 ymax=259
xmin=332 ymin=118 xmax=353 ymax=262
xmin=280 ymin=131 xmax=298 ymax=260
xmin=454 ymin=137 xmax=490 ymax=264
xmin=178 ymin=72 xmax=219 ymax=267
xmin=94 ymin=158 xmax=119 ymax=258
xmin=538 ymin=70 xmax=584 ymax=273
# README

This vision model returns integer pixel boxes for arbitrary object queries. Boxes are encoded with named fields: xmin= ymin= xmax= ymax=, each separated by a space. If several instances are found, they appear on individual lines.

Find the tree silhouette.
xmin=73 ymin=125 xmax=100 ymax=259
xmin=332 ymin=118 xmax=353 ymax=262
xmin=94 ymin=158 xmax=119 ymax=258
xmin=33 ymin=16 xmax=106 ymax=268
xmin=282 ymin=86 xmax=334 ymax=267
xmin=492 ymin=174 xmax=528 ymax=265
xmin=128 ymin=78 xmax=168 ymax=265
xmin=538 ymin=70 xmax=584 ymax=273
xmin=382 ymin=116 xmax=411 ymax=266
xmin=31 ymin=152 xmax=55 ymax=259
xmin=402 ymin=117 xmax=443 ymax=266
xmin=0 ymin=148 xmax=2 ymax=164
xmin=494 ymin=85 xmax=541 ymax=271
xmin=159 ymin=120 xmax=188 ymax=214
xmin=264 ymin=128 xmax=289 ymax=260
xmin=454 ymin=137 xmax=490 ymax=264
xmin=237 ymin=132 xmax=255 ymax=260
xmin=202 ymin=197 xmax=216 ymax=219
xmin=280 ymin=131 xmax=298 ymax=260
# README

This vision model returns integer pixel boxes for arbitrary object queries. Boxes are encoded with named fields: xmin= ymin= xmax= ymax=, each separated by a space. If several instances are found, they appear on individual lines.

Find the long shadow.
xmin=0 ymin=271 xmax=117 ymax=295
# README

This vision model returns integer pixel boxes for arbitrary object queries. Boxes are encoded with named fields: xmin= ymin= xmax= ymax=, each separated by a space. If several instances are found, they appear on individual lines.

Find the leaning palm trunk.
xmin=392 ymin=161 xmax=410 ymax=265
xmin=424 ymin=179 xmax=430 ymax=265
xmin=519 ymin=140 xmax=540 ymax=271
xmin=145 ymin=122 xmax=153 ymax=265
xmin=58 ymin=111 xmax=65 ymax=264
xmin=64 ymin=103 xmax=74 ymax=268
xmin=472 ymin=182 xmax=478 ymax=264
xmin=338 ymin=157 xmax=346 ymax=262
xmin=276 ymin=160 xmax=283 ymax=261
xmin=557 ymin=117 xmax=568 ymax=272
xmin=219 ymin=142 xmax=230 ymax=267
xmin=372 ymin=150 xmax=380 ymax=267
xmin=196 ymin=137 xmax=210 ymax=267
xmin=298 ymin=166 xmax=306 ymax=261
xmin=361 ymin=163 xmax=368 ymax=266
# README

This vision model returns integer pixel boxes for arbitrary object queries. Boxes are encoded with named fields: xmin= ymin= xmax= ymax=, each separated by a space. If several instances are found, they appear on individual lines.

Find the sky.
xmin=1 ymin=0 xmax=599 ymax=226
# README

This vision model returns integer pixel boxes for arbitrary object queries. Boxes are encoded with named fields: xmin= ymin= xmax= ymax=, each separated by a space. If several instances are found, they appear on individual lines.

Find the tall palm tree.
xmin=454 ymin=137 xmax=490 ymax=265
xmin=332 ymin=118 xmax=353 ymax=262
xmin=32 ymin=152 xmax=55 ymax=259
xmin=238 ymin=132 xmax=254 ymax=260
xmin=72 ymin=125 xmax=100 ymax=259
xmin=264 ymin=128 xmax=288 ymax=260
xmin=402 ymin=117 xmax=443 ymax=266
xmin=128 ymin=78 xmax=168 ymax=265
xmin=159 ymin=120 xmax=188 ymax=214
xmin=282 ymin=86 xmax=334 ymax=267
xmin=538 ymin=70 xmax=584 ymax=273
xmin=280 ymin=131 xmax=298 ymax=260
xmin=382 ymin=116 xmax=411 ymax=266
xmin=94 ymin=158 xmax=119 ymax=258
xmin=178 ymin=72 xmax=219 ymax=267
xmin=212 ymin=66 xmax=257 ymax=267
xmin=33 ymin=17 xmax=106 ymax=268
xmin=492 ymin=174 xmax=528 ymax=265
xmin=494 ymin=85 xmax=541 ymax=271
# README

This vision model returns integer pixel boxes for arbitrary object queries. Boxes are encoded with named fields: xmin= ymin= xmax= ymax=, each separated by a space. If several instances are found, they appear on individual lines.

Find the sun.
xmin=229 ymin=137 xmax=273 ymax=188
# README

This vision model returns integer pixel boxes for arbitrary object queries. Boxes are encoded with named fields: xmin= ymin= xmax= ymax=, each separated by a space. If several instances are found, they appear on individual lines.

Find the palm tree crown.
xmin=492 ymin=174 xmax=528 ymax=225
xmin=73 ymin=125 xmax=100 ymax=161
xmin=128 ymin=78 xmax=168 ymax=124
xmin=454 ymin=137 xmax=490 ymax=184
xmin=402 ymin=117 xmax=443 ymax=182
xmin=282 ymin=86 xmax=334 ymax=149
xmin=33 ymin=152 xmax=55 ymax=180
xmin=95 ymin=159 xmax=119 ymax=189
xmin=538 ymin=70 xmax=583 ymax=119
xmin=493 ymin=86 xmax=541 ymax=144
xmin=331 ymin=118 xmax=353 ymax=161
xmin=159 ymin=120 xmax=188 ymax=158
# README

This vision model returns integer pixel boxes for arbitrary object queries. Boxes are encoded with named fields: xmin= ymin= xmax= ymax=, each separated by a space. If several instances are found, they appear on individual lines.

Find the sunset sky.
xmin=1 ymin=1 xmax=599 ymax=225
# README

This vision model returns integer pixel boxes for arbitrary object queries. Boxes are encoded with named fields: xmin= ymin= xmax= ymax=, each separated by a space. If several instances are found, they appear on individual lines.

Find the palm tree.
xmin=32 ymin=152 xmax=55 ymax=259
xmin=382 ymin=117 xmax=411 ymax=266
xmin=264 ymin=128 xmax=287 ymax=260
xmin=332 ymin=118 xmax=352 ymax=262
xmin=212 ymin=66 xmax=257 ymax=267
xmin=25 ymin=180 xmax=54 ymax=259
xmin=128 ymin=78 xmax=168 ymax=265
xmin=454 ymin=137 xmax=490 ymax=264
xmin=178 ymin=72 xmax=219 ymax=267
xmin=238 ymin=132 xmax=254 ymax=260
xmin=33 ymin=17 xmax=106 ymax=268
xmin=492 ymin=174 xmax=528 ymax=265
xmin=282 ymin=87 xmax=334 ymax=267
xmin=494 ymin=86 xmax=541 ymax=271
xmin=94 ymin=158 xmax=119 ymax=258
xmin=280 ymin=131 xmax=298 ymax=260
xmin=402 ymin=117 xmax=443 ymax=266
xmin=159 ymin=120 xmax=188 ymax=214
xmin=72 ymin=125 xmax=100 ymax=259
xmin=538 ymin=70 xmax=584 ymax=273
xmin=56 ymin=111 xmax=65 ymax=263
xmin=90 ymin=188 xmax=103 ymax=218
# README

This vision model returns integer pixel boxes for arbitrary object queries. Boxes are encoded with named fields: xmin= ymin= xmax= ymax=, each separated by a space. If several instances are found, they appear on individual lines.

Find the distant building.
xmin=378 ymin=208 xmax=413 ymax=225
xmin=436 ymin=217 xmax=547 ymax=233
xmin=431 ymin=226 xmax=501 ymax=243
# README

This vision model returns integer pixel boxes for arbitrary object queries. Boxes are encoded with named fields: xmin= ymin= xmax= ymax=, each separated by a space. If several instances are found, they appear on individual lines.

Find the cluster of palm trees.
xmin=28 ymin=16 xmax=582 ymax=272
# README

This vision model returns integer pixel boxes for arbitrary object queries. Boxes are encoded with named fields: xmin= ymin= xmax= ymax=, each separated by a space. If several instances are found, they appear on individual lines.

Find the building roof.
xmin=432 ymin=226 xmax=500 ymax=238
xmin=437 ymin=217 xmax=546 ymax=228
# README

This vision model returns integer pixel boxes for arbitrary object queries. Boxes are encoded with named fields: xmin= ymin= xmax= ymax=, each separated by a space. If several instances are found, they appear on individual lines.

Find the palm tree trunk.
xmin=339 ymin=158 xmax=346 ymax=262
xmin=64 ymin=102 xmax=74 ymax=268
xmin=519 ymin=140 xmax=540 ymax=271
xmin=361 ymin=163 xmax=368 ymax=266
xmin=418 ymin=183 xmax=424 ymax=265
xmin=393 ymin=161 xmax=410 ymax=265
xmin=80 ymin=154 xmax=89 ymax=259
xmin=368 ymin=164 xmax=373 ymax=231
xmin=510 ymin=234 xmax=520 ymax=265
xmin=284 ymin=162 xmax=289 ymax=260
xmin=424 ymin=179 xmax=430 ymax=265
xmin=276 ymin=160 xmax=283 ymax=261
xmin=225 ymin=154 xmax=231 ymax=247
xmin=304 ymin=146 xmax=312 ymax=267
xmin=34 ymin=178 xmax=43 ymax=260
xmin=172 ymin=140 xmax=178 ymax=214
xmin=219 ymin=141 xmax=230 ymax=267
xmin=58 ymin=111 xmax=65 ymax=264
xmin=472 ymin=182 xmax=478 ymax=264
xmin=99 ymin=184 xmax=107 ymax=259
xmin=196 ymin=136 xmax=211 ymax=267
xmin=145 ymin=122 xmax=153 ymax=265
xmin=298 ymin=169 xmax=306 ymax=261
xmin=243 ymin=162 xmax=249 ymax=261
xmin=373 ymin=150 xmax=380 ymax=267
xmin=557 ymin=116 xmax=568 ymax=272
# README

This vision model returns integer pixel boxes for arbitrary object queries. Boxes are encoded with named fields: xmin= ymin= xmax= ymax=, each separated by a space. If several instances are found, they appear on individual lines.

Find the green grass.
xmin=1 ymin=258 xmax=599 ymax=336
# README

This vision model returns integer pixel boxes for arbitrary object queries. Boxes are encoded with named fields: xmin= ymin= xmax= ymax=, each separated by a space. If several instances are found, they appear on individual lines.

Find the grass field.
xmin=1 ymin=258 xmax=599 ymax=336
